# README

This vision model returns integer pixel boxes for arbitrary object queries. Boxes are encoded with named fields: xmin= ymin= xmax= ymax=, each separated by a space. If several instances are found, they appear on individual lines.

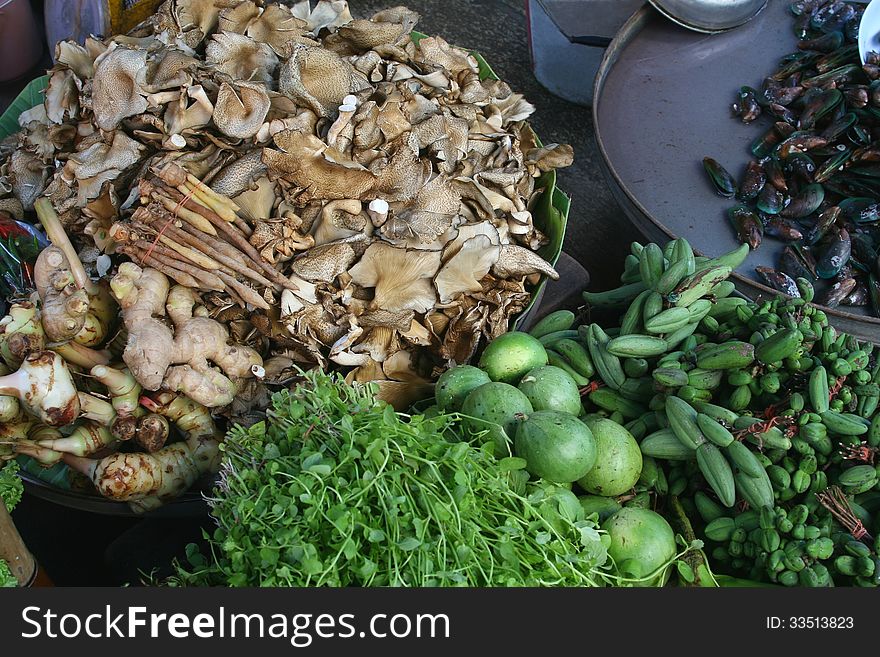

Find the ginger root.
xmin=63 ymin=392 xmax=221 ymax=512
xmin=33 ymin=198 xmax=118 ymax=347
xmin=34 ymin=246 xmax=90 ymax=343
xmin=0 ymin=351 xmax=80 ymax=426
xmin=111 ymin=263 xmax=262 ymax=407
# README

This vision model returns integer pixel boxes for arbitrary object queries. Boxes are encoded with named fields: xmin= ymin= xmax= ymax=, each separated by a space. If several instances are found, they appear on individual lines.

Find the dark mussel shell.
xmin=821 ymin=112 xmax=856 ymax=141
xmin=794 ymin=10 xmax=812 ymax=40
xmin=815 ymin=45 xmax=859 ymax=75
xmin=778 ymin=131 xmax=829 ymax=159
xmin=790 ymin=0 xmax=822 ymax=17
xmin=763 ymin=215 xmax=803 ymax=241
xmin=738 ymin=161 xmax=766 ymax=200
xmin=763 ymin=156 xmax=788 ymax=191
xmin=813 ymin=147 xmax=851 ymax=183
xmin=756 ymin=185 xmax=786 ymax=214
xmin=780 ymin=244 xmax=818 ymax=280
xmin=751 ymin=122 xmax=795 ymax=158
xmin=805 ymin=205 xmax=841 ymax=245
xmin=779 ymin=183 xmax=825 ymax=218
xmin=870 ymin=79 xmax=880 ymax=108
xmin=786 ymin=152 xmax=816 ymax=185
xmin=774 ymin=53 xmax=820 ymax=81
xmin=850 ymin=231 xmax=878 ymax=267
xmin=863 ymin=63 xmax=880 ymax=81
xmin=797 ymin=30 xmax=844 ymax=53
xmin=842 ymin=86 xmax=869 ymax=109
xmin=847 ymin=124 xmax=872 ymax=146
xmin=816 ymin=227 xmax=852 ymax=279
xmin=870 ymin=274 xmax=880 ymax=315
xmin=728 ymin=204 xmax=763 ymax=249
xmin=763 ymin=79 xmax=804 ymax=106
xmin=821 ymin=277 xmax=857 ymax=307
xmin=802 ymin=64 xmax=859 ymax=89
xmin=756 ymin=266 xmax=801 ymax=297
xmin=811 ymin=1 xmax=856 ymax=35
xmin=838 ymin=197 xmax=880 ymax=224
xmin=703 ymin=157 xmax=737 ymax=197
xmin=851 ymin=145 xmax=880 ymax=163
xmin=797 ymin=88 xmax=843 ymax=129
xmin=845 ymin=7 xmax=863 ymax=43
xmin=767 ymin=103 xmax=797 ymax=124
xmin=732 ymin=86 xmax=762 ymax=123
xmin=842 ymin=281 xmax=869 ymax=306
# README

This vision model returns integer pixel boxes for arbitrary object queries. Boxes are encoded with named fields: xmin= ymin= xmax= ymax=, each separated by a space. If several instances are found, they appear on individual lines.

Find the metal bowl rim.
xmin=592 ymin=5 xmax=880 ymax=331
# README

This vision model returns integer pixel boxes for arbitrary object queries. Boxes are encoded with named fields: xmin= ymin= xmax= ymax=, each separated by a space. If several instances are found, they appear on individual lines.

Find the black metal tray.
xmin=594 ymin=2 xmax=880 ymax=342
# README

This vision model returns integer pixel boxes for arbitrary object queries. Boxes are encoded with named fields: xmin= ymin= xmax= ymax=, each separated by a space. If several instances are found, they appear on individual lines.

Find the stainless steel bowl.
xmin=648 ymin=0 xmax=768 ymax=33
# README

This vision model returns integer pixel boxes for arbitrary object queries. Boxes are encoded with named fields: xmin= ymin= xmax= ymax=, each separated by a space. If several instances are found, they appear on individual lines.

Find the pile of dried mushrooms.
xmin=0 ymin=0 xmax=573 ymax=410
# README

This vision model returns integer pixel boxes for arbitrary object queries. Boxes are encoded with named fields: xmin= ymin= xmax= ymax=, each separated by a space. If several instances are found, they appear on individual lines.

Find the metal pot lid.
xmin=647 ymin=0 xmax=769 ymax=33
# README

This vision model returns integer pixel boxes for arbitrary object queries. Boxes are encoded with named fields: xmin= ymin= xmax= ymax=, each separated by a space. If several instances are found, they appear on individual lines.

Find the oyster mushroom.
xmin=164 ymin=84 xmax=214 ymax=135
xmin=175 ymin=0 xmax=224 ymax=41
xmin=291 ymin=240 xmax=357 ymax=282
xmin=327 ymin=7 xmax=420 ymax=54
xmin=292 ymin=0 xmax=353 ymax=34
xmin=210 ymin=149 xmax=267 ymax=197
xmin=8 ymin=150 xmax=48 ymax=211
xmin=262 ymin=131 xmax=376 ymax=201
xmin=233 ymin=175 xmax=276 ymax=223
xmin=278 ymin=45 xmax=369 ymax=118
xmin=64 ymin=132 xmax=145 ymax=205
xmin=491 ymin=244 xmax=559 ymax=281
xmin=213 ymin=81 xmax=271 ymax=139
xmin=218 ymin=1 xmax=262 ymax=34
xmin=45 ymin=69 xmax=80 ymax=124
xmin=349 ymin=242 xmax=440 ymax=313
xmin=206 ymin=32 xmax=278 ymax=84
xmin=435 ymin=234 xmax=500 ymax=303
xmin=91 ymin=46 xmax=149 ymax=131
xmin=55 ymin=41 xmax=95 ymax=79
xmin=312 ymin=199 xmax=369 ymax=245
xmin=141 ymin=49 xmax=198 ymax=93
xmin=246 ymin=4 xmax=315 ymax=57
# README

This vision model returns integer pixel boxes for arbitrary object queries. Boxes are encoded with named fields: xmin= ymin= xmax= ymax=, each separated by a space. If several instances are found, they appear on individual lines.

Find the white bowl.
xmin=859 ymin=0 xmax=880 ymax=63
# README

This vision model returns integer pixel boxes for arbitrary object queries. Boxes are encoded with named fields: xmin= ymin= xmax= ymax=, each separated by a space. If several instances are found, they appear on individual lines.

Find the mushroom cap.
xmin=435 ymin=234 xmax=500 ymax=303
xmin=206 ymin=31 xmax=279 ymax=83
xmin=278 ymin=44 xmax=369 ymax=118
xmin=349 ymin=242 xmax=441 ymax=314
xmin=210 ymin=149 xmax=267 ymax=197
xmin=491 ymin=244 xmax=559 ymax=281
xmin=218 ymin=1 xmax=261 ymax=34
xmin=213 ymin=81 xmax=271 ymax=139
xmin=262 ymin=131 xmax=376 ymax=201
xmin=291 ymin=0 xmax=353 ymax=34
xmin=291 ymin=241 xmax=357 ymax=283
xmin=55 ymin=40 xmax=95 ymax=79
xmin=141 ymin=48 xmax=198 ymax=93
xmin=91 ymin=45 xmax=148 ymax=131
xmin=246 ymin=4 xmax=315 ymax=57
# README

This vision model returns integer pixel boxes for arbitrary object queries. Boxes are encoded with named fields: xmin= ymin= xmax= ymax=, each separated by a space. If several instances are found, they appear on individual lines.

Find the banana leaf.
xmin=0 ymin=76 xmax=48 ymax=140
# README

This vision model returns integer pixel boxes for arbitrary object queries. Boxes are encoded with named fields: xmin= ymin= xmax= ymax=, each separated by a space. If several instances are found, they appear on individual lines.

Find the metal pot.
xmin=648 ymin=0 xmax=768 ymax=33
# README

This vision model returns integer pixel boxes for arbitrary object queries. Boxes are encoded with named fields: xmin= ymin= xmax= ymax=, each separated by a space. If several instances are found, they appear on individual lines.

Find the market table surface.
xmin=3 ymin=0 xmax=634 ymax=585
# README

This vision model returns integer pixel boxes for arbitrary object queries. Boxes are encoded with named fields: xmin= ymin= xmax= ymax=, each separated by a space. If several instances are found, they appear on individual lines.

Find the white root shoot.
xmin=0 ymin=351 xmax=79 ymax=426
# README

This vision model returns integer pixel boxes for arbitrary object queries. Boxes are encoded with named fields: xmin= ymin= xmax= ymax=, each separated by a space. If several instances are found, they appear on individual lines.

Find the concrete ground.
xmin=359 ymin=0 xmax=640 ymax=291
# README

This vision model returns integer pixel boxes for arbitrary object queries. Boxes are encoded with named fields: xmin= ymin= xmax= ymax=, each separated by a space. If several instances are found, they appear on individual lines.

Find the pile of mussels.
xmin=703 ymin=0 xmax=880 ymax=316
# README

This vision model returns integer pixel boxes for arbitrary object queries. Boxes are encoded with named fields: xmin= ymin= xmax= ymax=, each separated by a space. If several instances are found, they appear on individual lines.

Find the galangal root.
xmin=63 ymin=393 xmax=222 ymax=512
xmin=111 ymin=262 xmax=263 ymax=408
xmin=33 ymin=198 xmax=117 ymax=347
